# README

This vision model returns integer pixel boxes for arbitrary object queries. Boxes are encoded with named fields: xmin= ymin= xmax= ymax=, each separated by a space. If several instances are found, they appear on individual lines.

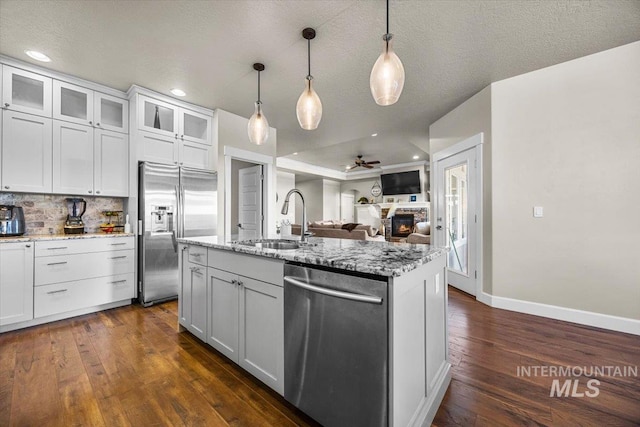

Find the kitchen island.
xmin=177 ymin=236 xmax=450 ymax=427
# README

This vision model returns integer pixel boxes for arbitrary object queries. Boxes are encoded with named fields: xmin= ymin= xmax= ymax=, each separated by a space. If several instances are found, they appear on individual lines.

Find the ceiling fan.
xmin=347 ymin=155 xmax=381 ymax=170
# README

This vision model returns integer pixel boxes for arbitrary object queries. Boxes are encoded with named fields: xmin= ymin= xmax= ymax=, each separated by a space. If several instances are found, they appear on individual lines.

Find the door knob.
xmin=237 ymin=223 xmax=242 ymax=229
xmin=436 ymin=225 xmax=443 ymax=230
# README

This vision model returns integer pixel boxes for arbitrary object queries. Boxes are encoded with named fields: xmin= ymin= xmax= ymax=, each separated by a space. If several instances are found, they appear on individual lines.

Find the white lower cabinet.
xmin=179 ymin=245 xmax=207 ymax=342
xmin=0 ymin=242 xmax=34 ymax=326
xmin=34 ymin=236 xmax=135 ymax=319
xmin=179 ymin=246 xmax=284 ymax=395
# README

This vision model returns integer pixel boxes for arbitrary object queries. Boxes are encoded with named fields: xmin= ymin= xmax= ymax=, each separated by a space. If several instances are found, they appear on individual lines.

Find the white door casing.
xmin=340 ymin=193 xmax=355 ymax=223
xmin=238 ymin=165 xmax=263 ymax=241
xmin=433 ymin=133 xmax=483 ymax=297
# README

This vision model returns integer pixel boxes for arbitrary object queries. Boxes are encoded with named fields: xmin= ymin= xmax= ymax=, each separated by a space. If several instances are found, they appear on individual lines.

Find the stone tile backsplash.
xmin=0 ymin=192 xmax=124 ymax=235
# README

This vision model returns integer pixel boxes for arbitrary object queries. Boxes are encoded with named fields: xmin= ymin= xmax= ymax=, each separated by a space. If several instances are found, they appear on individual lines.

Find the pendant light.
xmin=296 ymin=28 xmax=322 ymax=130
xmin=370 ymin=0 xmax=405 ymax=106
xmin=248 ymin=63 xmax=269 ymax=145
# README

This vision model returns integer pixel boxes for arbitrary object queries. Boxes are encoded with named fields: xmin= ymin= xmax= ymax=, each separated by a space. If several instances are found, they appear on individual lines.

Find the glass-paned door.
xmin=2 ymin=65 xmax=52 ymax=117
xmin=53 ymin=80 xmax=93 ymax=126
xmin=138 ymin=95 xmax=178 ymax=137
xmin=95 ymin=92 xmax=129 ymax=133
xmin=181 ymin=109 xmax=211 ymax=145
xmin=435 ymin=145 xmax=477 ymax=295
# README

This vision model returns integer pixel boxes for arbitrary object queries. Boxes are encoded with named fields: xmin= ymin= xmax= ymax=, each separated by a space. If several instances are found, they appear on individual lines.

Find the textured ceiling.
xmin=1 ymin=0 xmax=639 ymax=172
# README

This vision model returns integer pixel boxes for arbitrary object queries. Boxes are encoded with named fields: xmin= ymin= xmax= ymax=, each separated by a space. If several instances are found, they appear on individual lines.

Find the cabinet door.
xmin=425 ymin=269 xmax=447 ymax=395
xmin=184 ymin=261 xmax=207 ymax=341
xmin=52 ymin=120 xmax=94 ymax=195
xmin=207 ymin=267 xmax=239 ymax=362
xmin=238 ymin=276 xmax=284 ymax=394
xmin=139 ymin=131 xmax=178 ymax=165
xmin=137 ymin=95 xmax=179 ymax=138
xmin=179 ymin=140 xmax=211 ymax=170
xmin=180 ymin=109 xmax=211 ymax=145
xmin=53 ymin=80 xmax=94 ymax=127
xmin=94 ymin=92 xmax=128 ymax=134
xmin=179 ymin=246 xmax=189 ymax=327
xmin=1 ymin=65 xmax=52 ymax=117
xmin=1 ymin=110 xmax=52 ymax=193
xmin=0 ymin=242 xmax=34 ymax=326
xmin=94 ymin=129 xmax=128 ymax=197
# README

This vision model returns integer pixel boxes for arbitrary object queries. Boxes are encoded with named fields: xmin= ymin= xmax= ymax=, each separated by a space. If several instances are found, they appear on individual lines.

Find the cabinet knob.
xmin=88 ymin=190 xmax=92 ymax=194
xmin=25 ymin=244 xmax=31 ymax=248
xmin=4 ymin=103 xmax=9 ymax=108
xmin=3 ymin=185 xmax=9 ymax=189
xmin=89 ymin=120 xmax=93 ymax=125
xmin=96 ymin=123 xmax=100 ymax=127
xmin=96 ymin=190 xmax=101 ymax=194
xmin=181 ymin=135 xmax=184 ymax=140
xmin=175 ymin=133 xmax=178 ymax=139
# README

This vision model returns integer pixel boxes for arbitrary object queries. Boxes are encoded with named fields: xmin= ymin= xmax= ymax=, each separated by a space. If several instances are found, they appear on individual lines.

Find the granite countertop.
xmin=0 ymin=233 xmax=135 ymax=244
xmin=177 ymin=236 xmax=447 ymax=277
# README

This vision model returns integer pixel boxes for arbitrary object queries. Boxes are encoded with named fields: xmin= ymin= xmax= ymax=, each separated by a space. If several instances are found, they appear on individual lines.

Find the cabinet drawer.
xmin=188 ymin=245 xmax=207 ymax=265
xmin=208 ymin=249 xmax=284 ymax=286
xmin=34 ymin=273 xmax=134 ymax=318
xmin=35 ymin=236 xmax=134 ymax=257
xmin=35 ymin=249 xmax=134 ymax=286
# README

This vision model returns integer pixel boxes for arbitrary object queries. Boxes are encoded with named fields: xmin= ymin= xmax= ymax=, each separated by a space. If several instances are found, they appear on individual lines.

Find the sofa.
xmin=291 ymin=221 xmax=385 ymax=241
xmin=404 ymin=221 xmax=431 ymax=244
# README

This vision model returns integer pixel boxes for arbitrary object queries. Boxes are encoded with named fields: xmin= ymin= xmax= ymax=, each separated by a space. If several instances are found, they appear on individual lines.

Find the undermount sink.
xmin=237 ymin=239 xmax=301 ymax=250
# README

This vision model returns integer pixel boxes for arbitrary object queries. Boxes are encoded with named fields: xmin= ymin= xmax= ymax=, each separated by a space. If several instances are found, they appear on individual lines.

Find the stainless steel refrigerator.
xmin=138 ymin=162 xmax=217 ymax=306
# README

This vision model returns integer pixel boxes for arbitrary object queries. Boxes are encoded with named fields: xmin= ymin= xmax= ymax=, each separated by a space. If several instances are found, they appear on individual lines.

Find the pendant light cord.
xmin=257 ymin=70 xmax=261 ymax=103
xmin=386 ymin=0 xmax=389 ymax=35
xmin=307 ymin=38 xmax=311 ymax=78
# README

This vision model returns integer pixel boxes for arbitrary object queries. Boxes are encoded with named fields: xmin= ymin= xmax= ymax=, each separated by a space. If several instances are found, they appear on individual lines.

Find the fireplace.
xmin=392 ymin=214 xmax=414 ymax=237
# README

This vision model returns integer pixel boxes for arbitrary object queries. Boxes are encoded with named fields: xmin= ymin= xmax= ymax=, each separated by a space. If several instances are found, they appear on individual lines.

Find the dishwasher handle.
xmin=284 ymin=276 xmax=383 ymax=305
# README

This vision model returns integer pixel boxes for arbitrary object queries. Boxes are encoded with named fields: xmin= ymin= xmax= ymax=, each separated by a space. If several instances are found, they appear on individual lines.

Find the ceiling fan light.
xmin=370 ymin=37 xmax=405 ymax=106
xmin=248 ymin=101 xmax=269 ymax=145
xmin=296 ymin=77 xmax=323 ymax=130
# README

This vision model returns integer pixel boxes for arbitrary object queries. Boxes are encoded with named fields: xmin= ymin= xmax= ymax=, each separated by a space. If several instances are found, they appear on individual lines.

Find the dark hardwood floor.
xmin=0 ymin=287 xmax=638 ymax=426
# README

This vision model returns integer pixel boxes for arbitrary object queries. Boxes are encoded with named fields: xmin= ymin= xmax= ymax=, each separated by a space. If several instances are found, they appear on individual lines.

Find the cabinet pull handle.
xmin=110 ymin=280 xmax=127 ymax=285
xmin=47 ymin=246 xmax=68 ymax=250
xmin=237 ymin=280 xmax=243 ymax=287
xmin=47 ymin=289 xmax=68 ymax=295
xmin=96 ymin=190 xmax=101 ymax=194
xmin=175 ymin=133 xmax=178 ymax=139
xmin=4 ymin=186 xmax=9 ymax=189
xmin=47 ymin=261 xmax=68 ymax=266
xmin=181 ymin=135 xmax=184 ymax=140
xmin=25 ymin=244 xmax=31 ymax=248
xmin=110 ymin=243 xmax=127 ymax=246
xmin=190 ymin=267 xmax=202 ymax=275
xmin=192 ymin=253 xmax=201 ymax=257
xmin=231 ymin=279 xmax=238 ymax=285
xmin=4 ymin=103 xmax=9 ymax=108
xmin=109 ymin=256 xmax=127 ymax=259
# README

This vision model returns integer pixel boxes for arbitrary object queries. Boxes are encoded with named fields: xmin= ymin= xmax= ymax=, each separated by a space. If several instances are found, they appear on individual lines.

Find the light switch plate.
xmin=533 ymin=206 xmax=544 ymax=218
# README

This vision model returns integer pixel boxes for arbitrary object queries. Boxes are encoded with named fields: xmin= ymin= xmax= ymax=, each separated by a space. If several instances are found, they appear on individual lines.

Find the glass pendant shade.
xmin=370 ymin=38 xmax=405 ymax=106
xmin=296 ymin=78 xmax=322 ymax=130
xmin=247 ymin=101 xmax=269 ymax=145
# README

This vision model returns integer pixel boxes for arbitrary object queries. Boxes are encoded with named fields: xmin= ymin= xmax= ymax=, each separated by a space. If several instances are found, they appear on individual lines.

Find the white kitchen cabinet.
xmin=1 ymin=110 xmax=52 ymax=193
xmin=34 ymin=236 xmax=134 ymax=319
xmin=179 ymin=245 xmax=207 ymax=342
xmin=52 ymin=120 xmax=94 ymax=195
xmin=0 ymin=242 xmax=34 ymax=326
xmin=203 ymin=248 xmax=284 ymax=395
xmin=135 ymin=93 xmax=213 ymax=169
xmin=53 ymin=80 xmax=128 ymax=134
xmin=1 ymin=65 xmax=52 ymax=117
xmin=94 ymin=129 xmax=129 ymax=196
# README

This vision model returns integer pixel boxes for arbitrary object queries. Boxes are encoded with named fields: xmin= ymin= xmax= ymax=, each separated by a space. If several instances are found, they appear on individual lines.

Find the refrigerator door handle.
xmin=171 ymin=230 xmax=178 ymax=253
xmin=175 ymin=185 xmax=181 ymax=238
xmin=180 ymin=184 xmax=186 ymax=238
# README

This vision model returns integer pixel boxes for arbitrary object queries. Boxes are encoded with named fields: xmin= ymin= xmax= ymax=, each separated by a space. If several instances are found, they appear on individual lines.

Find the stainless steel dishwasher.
xmin=284 ymin=263 xmax=388 ymax=427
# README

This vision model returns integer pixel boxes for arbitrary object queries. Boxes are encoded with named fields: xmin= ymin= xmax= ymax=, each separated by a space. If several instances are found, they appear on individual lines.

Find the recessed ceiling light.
xmin=25 ymin=50 xmax=51 ymax=62
xmin=293 ymin=152 xmax=298 ymax=155
xmin=170 ymin=88 xmax=186 ymax=97
xmin=371 ymin=133 xmax=378 ymax=137
xmin=413 ymin=155 xmax=420 ymax=160
xmin=345 ymin=165 xmax=352 ymax=170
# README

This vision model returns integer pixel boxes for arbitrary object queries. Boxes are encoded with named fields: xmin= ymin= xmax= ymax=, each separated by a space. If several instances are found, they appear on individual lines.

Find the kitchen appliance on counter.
xmin=0 ymin=205 xmax=26 ymax=236
xmin=138 ymin=162 xmax=217 ymax=306
xmin=284 ymin=263 xmax=388 ymax=427
xmin=63 ymin=198 xmax=87 ymax=234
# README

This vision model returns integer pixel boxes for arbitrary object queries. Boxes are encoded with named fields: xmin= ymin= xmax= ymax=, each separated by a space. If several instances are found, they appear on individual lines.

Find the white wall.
xmin=430 ymin=41 xmax=640 ymax=322
xmin=294 ymin=179 xmax=323 ymax=224
xmin=322 ymin=179 xmax=341 ymax=220
xmin=276 ymin=170 xmax=296 ymax=224
xmin=490 ymin=41 xmax=640 ymax=320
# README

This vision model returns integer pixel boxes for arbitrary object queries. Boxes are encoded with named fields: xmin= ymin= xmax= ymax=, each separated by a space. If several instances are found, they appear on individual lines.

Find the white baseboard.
xmin=477 ymin=292 xmax=640 ymax=336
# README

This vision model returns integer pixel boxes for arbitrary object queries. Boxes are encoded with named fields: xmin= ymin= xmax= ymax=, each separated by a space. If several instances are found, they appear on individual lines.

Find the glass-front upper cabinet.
xmin=180 ymin=109 xmax=211 ymax=145
xmin=138 ymin=95 xmax=179 ymax=138
xmin=94 ymin=92 xmax=128 ymax=134
xmin=53 ymin=80 xmax=94 ymax=126
xmin=1 ymin=65 xmax=52 ymax=117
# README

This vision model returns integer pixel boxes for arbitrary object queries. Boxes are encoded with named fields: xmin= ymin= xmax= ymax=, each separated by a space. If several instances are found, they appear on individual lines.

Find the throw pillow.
xmin=341 ymin=223 xmax=361 ymax=232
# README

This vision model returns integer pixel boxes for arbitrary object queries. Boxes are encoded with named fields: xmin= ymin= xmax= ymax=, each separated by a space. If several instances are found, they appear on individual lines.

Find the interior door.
xmin=238 ymin=165 xmax=263 ymax=241
xmin=340 ymin=193 xmax=355 ymax=223
xmin=435 ymin=148 xmax=477 ymax=295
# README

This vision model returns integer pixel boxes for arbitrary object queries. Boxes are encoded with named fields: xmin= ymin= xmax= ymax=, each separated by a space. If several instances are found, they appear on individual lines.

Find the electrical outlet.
xmin=533 ymin=206 xmax=544 ymax=218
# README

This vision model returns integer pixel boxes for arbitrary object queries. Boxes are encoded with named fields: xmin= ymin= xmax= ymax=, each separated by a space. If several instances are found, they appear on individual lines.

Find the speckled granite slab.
xmin=177 ymin=236 xmax=447 ymax=277
xmin=0 ymin=233 xmax=135 ymax=244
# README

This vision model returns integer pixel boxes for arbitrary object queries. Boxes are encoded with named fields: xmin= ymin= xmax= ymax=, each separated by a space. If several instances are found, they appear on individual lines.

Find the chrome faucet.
xmin=281 ymin=189 xmax=310 ymax=242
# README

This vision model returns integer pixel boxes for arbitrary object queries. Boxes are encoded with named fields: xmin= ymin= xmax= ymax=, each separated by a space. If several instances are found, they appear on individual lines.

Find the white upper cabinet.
xmin=138 ymin=95 xmax=179 ymax=138
xmin=52 ymin=120 xmax=94 ymax=195
xmin=180 ymin=109 xmax=211 ymax=145
xmin=1 ymin=110 xmax=53 ymax=193
xmin=53 ymin=80 xmax=128 ymax=133
xmin=2 ymin=65 xmax=52 ymax=117
xmin=94 ymin=129 xmax=128 ymax=197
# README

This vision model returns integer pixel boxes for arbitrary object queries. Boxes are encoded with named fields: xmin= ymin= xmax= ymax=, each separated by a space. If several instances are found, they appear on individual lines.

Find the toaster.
xmin=0 ymin=205 xmax=26 ymax=236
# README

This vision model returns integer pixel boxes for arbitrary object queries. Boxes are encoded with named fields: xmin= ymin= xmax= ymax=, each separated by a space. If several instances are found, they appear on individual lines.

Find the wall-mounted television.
xmin=381 ymin=170 xmax=421 ymax=195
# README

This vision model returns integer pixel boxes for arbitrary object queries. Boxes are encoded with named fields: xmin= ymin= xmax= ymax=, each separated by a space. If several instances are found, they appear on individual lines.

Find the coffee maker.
xmin=64 ymin=198 xmax=87 ymax=234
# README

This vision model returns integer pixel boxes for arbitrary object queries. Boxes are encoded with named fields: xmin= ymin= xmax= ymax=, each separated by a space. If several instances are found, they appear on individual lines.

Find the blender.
xmin=64 ymin=198 xmax=87 ymax=234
